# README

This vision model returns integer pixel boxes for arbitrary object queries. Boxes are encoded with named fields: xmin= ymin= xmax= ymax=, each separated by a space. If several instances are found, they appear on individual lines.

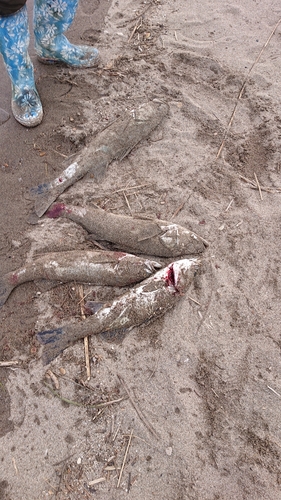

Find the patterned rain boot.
xmin=34 ymin=0 xmax=100 ymax=68
xmin=0 ymin=6 xmax=43 ymax=127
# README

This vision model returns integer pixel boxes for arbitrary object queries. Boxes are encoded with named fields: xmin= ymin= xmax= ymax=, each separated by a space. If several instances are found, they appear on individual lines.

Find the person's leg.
xmin=34 ymin=0 xmax=99 ymax=68
xmin=0 ymin=4 xmax=43 ymax=127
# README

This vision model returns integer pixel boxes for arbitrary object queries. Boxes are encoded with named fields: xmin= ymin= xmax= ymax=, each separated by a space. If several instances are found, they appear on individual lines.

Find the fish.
xmin=46 ymin=203 xmax=208 ymax=257
xmin=31 ymin=100 xmax=169 ymax=217
xmin=37 ymin=258 xmax=200 ymax=364
xmin=0 ymin=250 xmax=162 ymax=308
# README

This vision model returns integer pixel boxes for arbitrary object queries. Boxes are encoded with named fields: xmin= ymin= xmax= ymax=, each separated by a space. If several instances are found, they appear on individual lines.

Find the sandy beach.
xmin=1 ymin=0 xmax=281 ymax=498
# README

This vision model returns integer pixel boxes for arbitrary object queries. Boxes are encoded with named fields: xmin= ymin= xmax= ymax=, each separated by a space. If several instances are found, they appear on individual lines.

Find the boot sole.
xmin=12 ymin=108 xmax=43 ymax=128
xmin=37 ymin=55 xmax=100 ymax=69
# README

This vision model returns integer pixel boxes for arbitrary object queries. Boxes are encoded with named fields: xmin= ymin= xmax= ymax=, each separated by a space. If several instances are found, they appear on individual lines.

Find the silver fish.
xmin=31 ymin=100 xmax=169 ymax=217
xmin=47 ymin=203 xmax=207 ymax=257
xmin=37 ymin=258 xmax=200 ymax=364
xmin=0 ymin=250 xmax=161 ymax=308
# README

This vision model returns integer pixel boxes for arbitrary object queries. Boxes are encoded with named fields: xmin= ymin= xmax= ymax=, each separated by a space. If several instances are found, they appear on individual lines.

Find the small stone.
xmin=77 ymin=457 xmax=82 ymax=465
xmin=165 ymin=447 xmax=173 ymax=456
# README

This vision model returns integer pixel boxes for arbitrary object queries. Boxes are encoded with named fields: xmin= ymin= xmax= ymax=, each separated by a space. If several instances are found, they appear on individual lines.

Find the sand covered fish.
xmin=37 ymin=258 xmax=200 ymax=364
xmin=0 ymin=250 xmax=162 ymax=308
xmin=47 ymin=203 xmax=207 ymax=257
xmin=31 ymin=100 xmax=169 ymax=217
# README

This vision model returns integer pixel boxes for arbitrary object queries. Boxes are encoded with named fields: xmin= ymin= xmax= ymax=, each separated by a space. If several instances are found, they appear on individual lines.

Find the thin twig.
xmin=254 ymin=172 xmax=263 ymax=201
xmin=128 ymin=18 xmax=143 ymax=43
xmin=51 ymin=149 xmax=69 ymax=158
xmin=44 ymin=382 xmax=125 ymax=408
xmin=117 ymin=374 xmax=159 ymax=439
xmin=77 ymin=290 xmax=92 ymax=305
xmin=127 ymin=2 xmax=153 ymax=24
xmin=267 ymin=385 xmax=281 ymax=398
xmin=188 ymin=296 xmax=201 ymax=306
xmin=123 ymin=192 xmax=132 ymax=215
xmin=171 ymin=202 xmax=185 ymax=219
xmin=117 ymin=429 xmax=133 ymax=488
xmin=239 ymin=174 xmax=281 ymax=193
xmin=217 ymin=16 xmax=281 ymax=158
xmin=112 ymin=422 xmax=121 ymax=442
xmin=78 ymin=285 xmax=91 ymax=380
xmin=0 ymin=360 xmax=19 ymax=367
xmin=239 ymin=174 xmax=256 ymax=187
xmin=112 ymin=183 xmax=149 ymax=194
xmin=122 ymin=433 xmax=156 ymax=448
xmin=225 ymin=199 xmax=234 ymax=212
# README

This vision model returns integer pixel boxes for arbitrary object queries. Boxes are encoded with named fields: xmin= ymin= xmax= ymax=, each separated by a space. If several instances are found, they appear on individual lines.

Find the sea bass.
xmin=31 ymin=100 xmax=169 ymax=217
xmin=37 ymin=258 xmax=200 ymax=364
xmin=47 ymin=203 xmax=207 ymax=257
xmin=0 ymin=250 xmax=162 ymax=308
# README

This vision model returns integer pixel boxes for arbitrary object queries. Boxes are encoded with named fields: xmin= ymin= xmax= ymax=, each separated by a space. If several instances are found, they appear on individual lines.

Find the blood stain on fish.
xmin=165 ymin=265 xmax=179 ymax=294
xmin=9 ymin=273 xmax=19 ymax=284
xmin=46 ymin=203 xmax=67 ymax=219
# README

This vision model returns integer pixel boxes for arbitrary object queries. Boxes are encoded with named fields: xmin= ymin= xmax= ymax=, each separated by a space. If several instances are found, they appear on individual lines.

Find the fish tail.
xmin=0 ymin=278 xmax=15 ymax=308
xmin=37 ymin=327 xmax=68 ymax=364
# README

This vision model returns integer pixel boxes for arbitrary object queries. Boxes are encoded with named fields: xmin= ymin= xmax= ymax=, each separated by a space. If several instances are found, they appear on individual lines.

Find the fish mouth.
xmin=165 ymin=258 xmax=200 ymax=293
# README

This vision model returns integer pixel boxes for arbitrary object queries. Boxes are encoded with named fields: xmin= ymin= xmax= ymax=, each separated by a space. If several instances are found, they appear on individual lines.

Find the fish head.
xmin=165 ymin=258 xmax=200 ymax=294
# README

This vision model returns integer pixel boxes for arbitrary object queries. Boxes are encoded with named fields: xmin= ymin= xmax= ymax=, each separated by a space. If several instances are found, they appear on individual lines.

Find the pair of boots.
xmin=0 ymin=0 xmax=99 ymax=127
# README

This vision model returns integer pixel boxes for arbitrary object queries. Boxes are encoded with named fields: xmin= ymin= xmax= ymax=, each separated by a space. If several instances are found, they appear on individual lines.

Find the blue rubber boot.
xmin=0 ymin=6 xmax=43 ymax=127
xmin=34 ymin=0 xmax=100 ymax=68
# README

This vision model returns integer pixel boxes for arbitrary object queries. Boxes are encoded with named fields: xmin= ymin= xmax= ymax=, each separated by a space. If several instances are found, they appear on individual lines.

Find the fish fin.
xmin=37 ymin=327 xmax=68 ymax=364
xmin=86 ymin=235 xmax=113 ymax=251
xmin=28 ymin=212 xmax=40 ymax=225
xmin=0 ymin=278 xmax=15 ymax=308
xmin=137 ymin=222 xmax=162 ymax=242
xmin=30 ymin=183 xmax=58 ymax=218
xmin=35 ymin=192 xmax=59 ymax=218
xmin=99 ymin=329 xmax=127 ymax=343
xmin=34 ymin=280 xmax=60 ymax=292
xmin=30 ymin=182 xmax=50 ymax=197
